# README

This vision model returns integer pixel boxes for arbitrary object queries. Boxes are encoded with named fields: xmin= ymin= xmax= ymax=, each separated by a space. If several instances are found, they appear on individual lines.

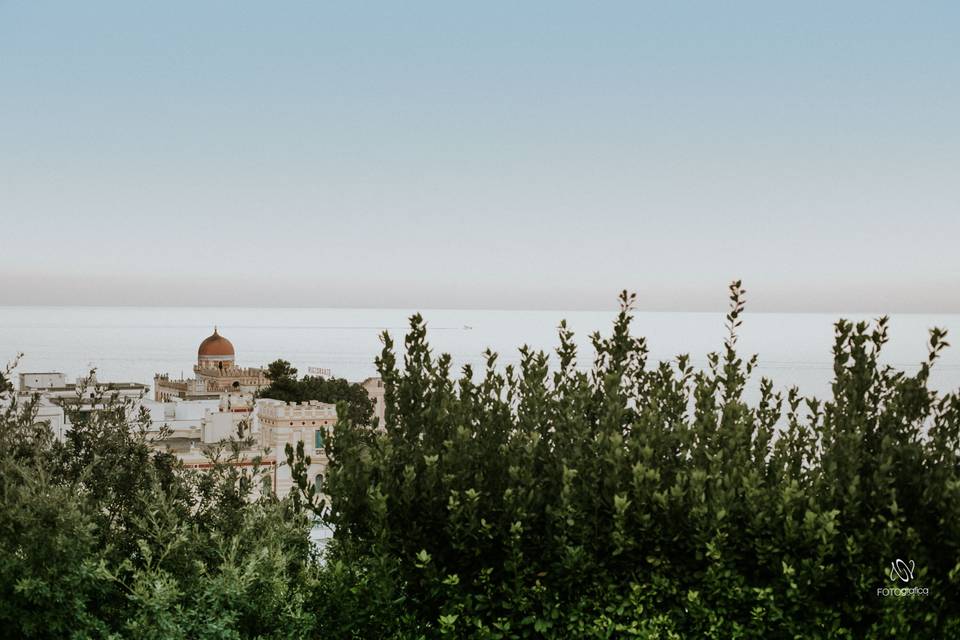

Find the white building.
xmin=18 ymin=371 xmax=148 ymax=401
xmin=154 ymin=328 xmax=269 ymax=401
xmin=257 ymin=399 xmax=337 ymax=496
xmin=16 ymin=371 xmax=150 ymax=440
xmin=142 ymin=397 xmax=220 ymax=440
xmin=361 ymin=376 xmax=386 ymax=427
xmin=19 ymin=372 xmax=67 ymax=390
xmin=145 ymin=331 xmax=386 ymax=501
xmin=146 ymin=396 xmax=335 ymax=498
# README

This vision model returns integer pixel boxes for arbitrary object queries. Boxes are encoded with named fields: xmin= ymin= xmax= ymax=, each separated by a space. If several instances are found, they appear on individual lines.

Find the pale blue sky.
xmin=1 ymin=2 xmax=958 ymax=310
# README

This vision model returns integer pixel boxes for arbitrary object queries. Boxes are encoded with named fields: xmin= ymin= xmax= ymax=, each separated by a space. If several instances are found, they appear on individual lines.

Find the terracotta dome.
xmin=198 ymin=327 xmax=235 ymax=358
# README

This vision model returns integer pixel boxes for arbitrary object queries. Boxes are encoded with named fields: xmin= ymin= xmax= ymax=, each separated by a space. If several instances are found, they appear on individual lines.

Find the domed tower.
xmin=198 ymin=327 xmax=235 ymax=370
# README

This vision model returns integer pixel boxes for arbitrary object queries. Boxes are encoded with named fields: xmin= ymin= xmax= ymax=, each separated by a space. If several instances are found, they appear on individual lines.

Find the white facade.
xmin=257 ymin=399 xmax=336 ymax=496
xmin=16 ymin=372 xmax=147 ymax=401
xmin=142 ymin=397 xmax=220 ymax=439
xmin=16 ymin=372 xmax=149 ymax=441
xmin=201 ymin=393 xmax=255 ymax=443
xmin=34 ymin=401 xmax=68 ymax=440
xmin=362 ymin=377 xmax=386 ymax=427
xmin=19 ymin=372 xmax=67 ymax=390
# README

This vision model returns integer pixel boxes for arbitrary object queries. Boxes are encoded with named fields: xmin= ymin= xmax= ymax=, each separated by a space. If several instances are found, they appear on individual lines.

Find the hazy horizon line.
xmin=2 ymin=302 xmax=958 ymax=316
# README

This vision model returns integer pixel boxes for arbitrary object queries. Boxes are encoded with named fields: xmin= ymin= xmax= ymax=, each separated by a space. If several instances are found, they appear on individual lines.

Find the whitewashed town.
xmin=15 ymin=327 xmax=385 ymax=500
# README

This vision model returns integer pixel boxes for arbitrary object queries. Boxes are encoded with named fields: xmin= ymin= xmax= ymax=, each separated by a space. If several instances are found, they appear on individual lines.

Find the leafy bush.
xmin=0 ymin=360 xmax=319 ymax=639
xmin=2 ymin=283 xmax=958 ymax=638
xmin=318 ymin=283 xmax=960 ymax=638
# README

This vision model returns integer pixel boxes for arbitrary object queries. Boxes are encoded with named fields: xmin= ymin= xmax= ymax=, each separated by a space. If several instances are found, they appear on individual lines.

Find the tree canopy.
xmin=259 ymin=360 xmax=375 ymax=426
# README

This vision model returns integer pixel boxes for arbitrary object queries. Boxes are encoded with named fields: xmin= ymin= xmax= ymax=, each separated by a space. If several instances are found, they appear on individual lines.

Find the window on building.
xmin=314 ymin=473 xmax=324 ymax=493
xmin=315 ymin=429 xmax=324 ymax=450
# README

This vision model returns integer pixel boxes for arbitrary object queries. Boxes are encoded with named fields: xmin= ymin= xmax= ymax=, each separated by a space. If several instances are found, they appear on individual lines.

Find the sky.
xmin=1 ymin=1 xmax=958 ymax=312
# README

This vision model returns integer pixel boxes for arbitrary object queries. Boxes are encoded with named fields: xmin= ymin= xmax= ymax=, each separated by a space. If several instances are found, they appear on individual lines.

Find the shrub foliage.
xmin=318 ymin=283 xmax=960 ymax=638
xmin=1 ymin=282 xmax=959 ymax=638
xmin=0 ymin=363 xmax=318 ymax=639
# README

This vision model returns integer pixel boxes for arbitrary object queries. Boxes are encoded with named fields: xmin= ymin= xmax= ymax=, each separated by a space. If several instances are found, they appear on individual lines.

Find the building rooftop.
xmin=198 ymin=327 xmax=235 ymax=358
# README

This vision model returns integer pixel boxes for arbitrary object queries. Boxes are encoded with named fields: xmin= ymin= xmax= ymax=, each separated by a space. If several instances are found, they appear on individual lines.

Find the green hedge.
xmin=2 ymin=282 xmax=958 ymax=638
xmin=316 ymin=283 xmax=960 ymax=638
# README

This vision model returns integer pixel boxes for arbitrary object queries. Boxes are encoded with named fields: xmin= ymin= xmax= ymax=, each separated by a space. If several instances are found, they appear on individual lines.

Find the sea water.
xmin=2 ymin=306 xmax=959 ymax=401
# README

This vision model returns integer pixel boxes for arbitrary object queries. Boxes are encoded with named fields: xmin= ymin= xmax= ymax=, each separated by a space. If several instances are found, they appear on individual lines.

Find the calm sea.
xmin=2 ymin=306 xmax=959 ymax=401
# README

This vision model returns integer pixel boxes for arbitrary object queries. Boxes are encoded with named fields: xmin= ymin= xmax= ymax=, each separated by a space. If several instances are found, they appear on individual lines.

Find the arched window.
xmin=314 ymin=473 xmax=324 ymax=493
